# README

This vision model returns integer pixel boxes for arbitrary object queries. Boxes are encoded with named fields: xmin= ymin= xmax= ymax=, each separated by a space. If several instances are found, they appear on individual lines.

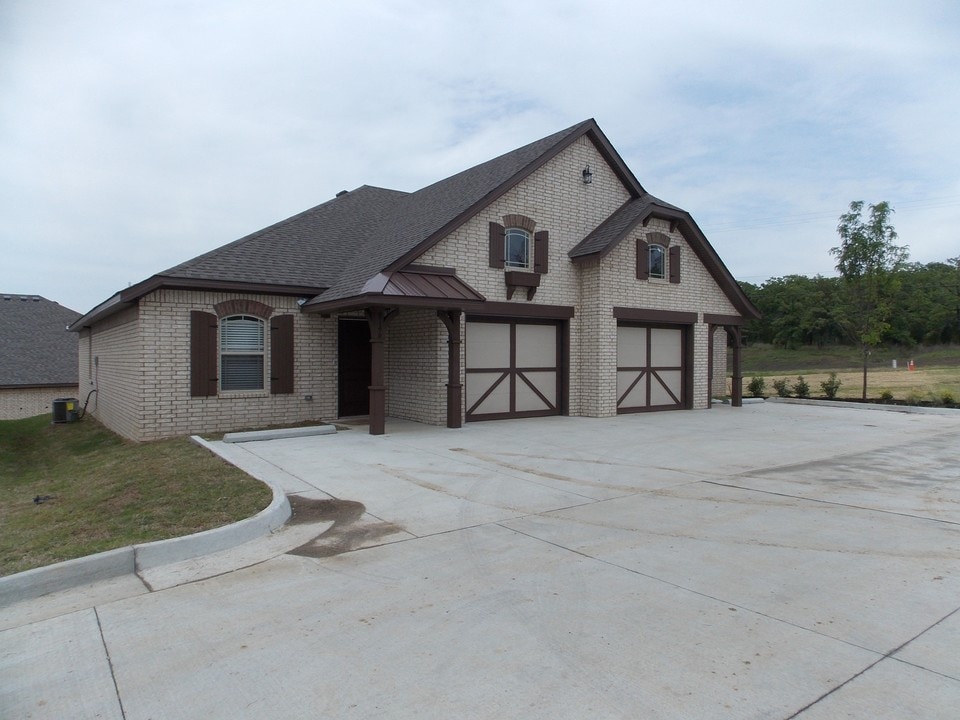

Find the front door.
xmin=338 ymin=318 xmax=370 ymax=417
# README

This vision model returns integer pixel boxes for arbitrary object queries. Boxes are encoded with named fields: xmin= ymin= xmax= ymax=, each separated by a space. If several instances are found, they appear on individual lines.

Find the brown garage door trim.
xmin=616 ymin=319 xmax=693 ymax=413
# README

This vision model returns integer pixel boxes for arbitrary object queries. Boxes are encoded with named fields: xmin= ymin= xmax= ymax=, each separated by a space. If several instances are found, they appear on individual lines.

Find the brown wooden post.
xmin=437 ymin=310 xmax=463 ymax=428
xmin=706 ymin=324 xmax=714 ymax=408
xmin=727 ymin=325 xmax=743 ymax=407
xmin=366 ymin=308 xmax=389 ymax=435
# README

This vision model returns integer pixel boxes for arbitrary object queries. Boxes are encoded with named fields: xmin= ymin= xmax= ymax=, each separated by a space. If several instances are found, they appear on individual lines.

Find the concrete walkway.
xmin=3 ymin=403 xmax=960 ymax=719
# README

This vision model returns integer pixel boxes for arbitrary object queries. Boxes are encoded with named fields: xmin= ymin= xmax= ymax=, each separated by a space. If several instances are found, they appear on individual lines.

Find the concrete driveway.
xmin=3 ymin=402 xmax=960 ymax=719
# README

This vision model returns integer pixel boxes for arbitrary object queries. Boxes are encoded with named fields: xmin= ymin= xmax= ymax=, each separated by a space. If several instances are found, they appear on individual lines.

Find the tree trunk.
xmin=861 ymin=346 xmax=869 ymax=400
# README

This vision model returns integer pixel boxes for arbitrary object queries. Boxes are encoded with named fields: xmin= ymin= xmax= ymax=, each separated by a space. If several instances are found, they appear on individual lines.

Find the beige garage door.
xmin=465 ymin=319 xmax=561 ymax=421
xmin=617 ymin=324 xmax=686 ymax=412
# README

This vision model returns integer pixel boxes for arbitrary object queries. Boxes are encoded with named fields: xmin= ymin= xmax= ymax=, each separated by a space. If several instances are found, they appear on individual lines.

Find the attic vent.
xmin=335 ymin=190 xmax=349 ymax=198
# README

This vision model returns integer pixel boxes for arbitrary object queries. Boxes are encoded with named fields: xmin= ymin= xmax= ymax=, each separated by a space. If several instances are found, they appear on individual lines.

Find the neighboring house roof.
xmin=71 ymin=118 xmax=759 ymax=328
xmin=0 ymin=295 xmax=80 ymax=388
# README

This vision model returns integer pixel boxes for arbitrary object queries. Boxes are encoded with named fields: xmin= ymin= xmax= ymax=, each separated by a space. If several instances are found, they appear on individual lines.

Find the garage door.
xmin=617 ymin=324 xmax=686 ymax=412
xmin=465 ymin=319 xmax=561 ymax=421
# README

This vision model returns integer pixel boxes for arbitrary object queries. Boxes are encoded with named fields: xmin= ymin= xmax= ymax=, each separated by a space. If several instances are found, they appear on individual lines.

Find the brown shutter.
xmin=190 ymin=311 xmax=218 ymax=397
xmin=669 ymin=245 xmax=681 ymax=284
xmin=533 ymin=230 xmax=549 ymax=274
xmin=488 ymin=222 xmax=505 ymax=268
xmin=270 ymin=314 xmax=294 ymax=395
xmin=636 ymin=239 xmax=649 ymax=280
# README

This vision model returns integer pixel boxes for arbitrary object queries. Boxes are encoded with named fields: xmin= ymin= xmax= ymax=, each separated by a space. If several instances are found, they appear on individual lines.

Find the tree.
xmin=830 ymin=201 xmax=909 ymax=399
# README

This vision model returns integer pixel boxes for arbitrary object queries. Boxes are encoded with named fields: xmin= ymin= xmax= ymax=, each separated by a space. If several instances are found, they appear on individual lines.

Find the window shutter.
xmin=190 ymin=311 xmax=218 ymax=397
xmin=533 ymin=230 xmax=549 ymax=274
xmin=270 ymin=314 xmax=294 ymax=395
xmin=669 ymin=245 xmax=681 ymax=284
xmin=489 ymin=222 xmax=505 ymax=269
xmin=636 ymin=239 xmax=649 ymax=280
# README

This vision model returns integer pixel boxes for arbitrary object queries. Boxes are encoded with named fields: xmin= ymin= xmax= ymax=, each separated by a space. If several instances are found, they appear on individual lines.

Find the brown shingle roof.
xmin=0 ymin=295 xmax=80 ymax=387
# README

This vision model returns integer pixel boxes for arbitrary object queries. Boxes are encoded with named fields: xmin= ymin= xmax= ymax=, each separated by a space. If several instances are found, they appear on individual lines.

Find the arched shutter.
xmin=669 ymin=245 xmax=681 ymax=284
xmin=270 ymin=315 xmax=294 ymax=394
xmin=190 ymin=311 xmax=218 ymax=397
xmin=636 ymin=239 xmax=649 ymax=280
xmin=534 ymin=230 xmax=549 ymax=274
xmin=489 ymin=222 xmax=505 ymax=268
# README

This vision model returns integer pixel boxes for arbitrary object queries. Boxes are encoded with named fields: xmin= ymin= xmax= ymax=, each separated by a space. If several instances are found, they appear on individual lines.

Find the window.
xmin=504 ymin=228 xmax=531 ymax=269
xmin=220 ymin=315 xmax=264 ymax=391
xmin=649 ymin=244 xmax=666 ymax=280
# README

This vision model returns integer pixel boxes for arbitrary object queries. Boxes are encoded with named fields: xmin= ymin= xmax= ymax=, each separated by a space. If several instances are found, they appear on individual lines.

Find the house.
xmin=69 ymin=119 xmax=759 ymax=441
xmin=1 ymin=295 xmax=81 ymax=420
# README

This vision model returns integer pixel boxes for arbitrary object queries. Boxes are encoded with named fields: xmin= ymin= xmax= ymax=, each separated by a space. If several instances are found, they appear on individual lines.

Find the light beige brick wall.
xmin=83 ymin=305 xmax=143 ymax=439
xmin=385 ymin=309 xmax=447 ymax=424
xmin=597 ymin=217 xmax=739 ymax=411
xmin=83 ymin=290 xmax=336 ymax=441
xmin=0 ymin=386 xmax=79 ymax=420
xmin=133 ymin=289 xmax=335 ymax=440
xmin=416 ymin=139 xmax=741 ymax=418
xmin=417 ymin=136 xmax=632 ymax=422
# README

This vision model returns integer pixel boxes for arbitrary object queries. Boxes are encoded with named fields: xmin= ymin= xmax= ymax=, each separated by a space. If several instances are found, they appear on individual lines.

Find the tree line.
xmin=740 ymin=201 xmax=959 ymax=349
xmin=741 ymin=258 xmax=960 ymax=348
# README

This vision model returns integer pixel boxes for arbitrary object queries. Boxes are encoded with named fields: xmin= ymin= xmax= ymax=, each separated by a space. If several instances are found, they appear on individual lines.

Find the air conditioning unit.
xmin=52 ymin=398 xmax=79 ymax=423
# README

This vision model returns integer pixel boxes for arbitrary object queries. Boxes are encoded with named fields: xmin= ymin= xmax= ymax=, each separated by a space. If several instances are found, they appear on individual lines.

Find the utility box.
xmin=52 ymin=398 xmax=79 ymax=423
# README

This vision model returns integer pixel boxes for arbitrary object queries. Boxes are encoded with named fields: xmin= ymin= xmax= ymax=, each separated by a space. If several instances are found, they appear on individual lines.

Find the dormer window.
xmin=649 ymin=244 xmax=666 ymax=280
xmin=505 ymin=228 xmax=531 ymax=269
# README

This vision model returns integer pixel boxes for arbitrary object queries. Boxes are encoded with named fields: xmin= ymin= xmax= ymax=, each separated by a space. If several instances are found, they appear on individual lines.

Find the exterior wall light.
xmin=582 ymin=165 xmax=593 ymax=184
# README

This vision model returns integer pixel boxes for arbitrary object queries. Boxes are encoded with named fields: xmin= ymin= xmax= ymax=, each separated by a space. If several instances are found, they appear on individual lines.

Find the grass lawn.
xmin=732 ymin=344 xmax=960 ymax=403
xmin=0 ymin=415 xmax=273 ymax=576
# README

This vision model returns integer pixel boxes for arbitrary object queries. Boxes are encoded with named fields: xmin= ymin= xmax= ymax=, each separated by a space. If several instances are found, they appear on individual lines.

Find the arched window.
xmin=649 ymin=244 xmax=666 ymax=280
xmin=220 ymin=315 xmax=265 ymax=391
xmin=504 ymin=228 xmax=531 ymax=269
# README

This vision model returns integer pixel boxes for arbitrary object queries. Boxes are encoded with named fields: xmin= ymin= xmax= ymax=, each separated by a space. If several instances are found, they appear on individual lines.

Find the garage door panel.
xmin=650 ymin=327 xmax=683 ymax=367
xmin=650 ymin=370 xmax=682 ymax=406
xmin=617 ymin=323 xmax=686 ymax=413
xmin=465 ymin=322 xmax=510 ymax=369
xmin=466 ymin=319 xmax=561 ymax=421
xmin=616 ymin=326 xmax=646 ymax=367
xmin=617 ymin=371 xmax=648 ymax=407
xmin=466 ymin=372 xmax=511 ymax=415
xmin=517 ymin=371 xmax=557 ymax=412
xmin=516 ymin=325 xmax=557 ymax=367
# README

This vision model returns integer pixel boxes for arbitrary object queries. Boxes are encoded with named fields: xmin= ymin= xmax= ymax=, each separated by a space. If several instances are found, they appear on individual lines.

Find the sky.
xmin=2 ymin=0 xmax=959 ymax=315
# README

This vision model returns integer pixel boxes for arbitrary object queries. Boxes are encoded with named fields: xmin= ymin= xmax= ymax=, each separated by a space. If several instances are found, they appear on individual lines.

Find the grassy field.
xmin=732 ymin=344 xmax=960 ymax=402
xmin=0 ymin=415 xmax=272 ymax=576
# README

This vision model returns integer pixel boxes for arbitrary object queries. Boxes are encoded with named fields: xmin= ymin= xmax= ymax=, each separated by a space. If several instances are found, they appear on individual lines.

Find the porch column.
xmin=365 ymin=308 xmax=391 ymax=435
xmin=726 ymin=325 xmax=743 ymax=407
xmin=437 ymin=310 xmax=463 ymax=429
xmin=706 ymin=324 xmax=715 ymax=408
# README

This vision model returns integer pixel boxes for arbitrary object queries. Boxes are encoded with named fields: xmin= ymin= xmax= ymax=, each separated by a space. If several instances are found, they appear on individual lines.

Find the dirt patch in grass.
xmin=0 ymin=415 xmax=273 ymax=576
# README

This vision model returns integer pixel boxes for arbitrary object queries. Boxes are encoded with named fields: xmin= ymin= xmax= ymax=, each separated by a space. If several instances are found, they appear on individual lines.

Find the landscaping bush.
xmin=820 ymin=372 xmax=842 ymax=399
xmin=879 ymin=390 xmax=894 ymax=402
xmin=940 ymin=391 xmax=954 ymax=407
xmin=772 ymin=379 xmax=790 ymax=397
xmin=747 ymin=376 xmax=766 ymax=398
xmin=793 ymin=376 xmax=811 ymax=399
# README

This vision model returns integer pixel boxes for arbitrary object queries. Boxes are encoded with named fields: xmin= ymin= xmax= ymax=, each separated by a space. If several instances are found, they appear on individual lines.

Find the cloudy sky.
xmin=2 ymin=0 xmax=958 ymax=314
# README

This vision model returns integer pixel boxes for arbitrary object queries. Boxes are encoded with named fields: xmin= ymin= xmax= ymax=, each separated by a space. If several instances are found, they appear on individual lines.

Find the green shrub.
xmin=879 ymin=390 xmax=894 ymax=402
xmin=747 ymin=376 xmax=766 ymax=398
xmin=772 ymin=379 xmax=790 ymax=397
xmin=906 ymin=392 xmax=923 ymax=406
xmin=820 ymin=372 xmax=842 ymax=399
xmin=940 ymin=391 xmax=954 ymax=407
xmin=793 ymin=376 xmax=811 ymax=399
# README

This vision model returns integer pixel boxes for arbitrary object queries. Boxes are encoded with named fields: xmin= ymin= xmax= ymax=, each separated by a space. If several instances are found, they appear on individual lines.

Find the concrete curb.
xmin=223 ymin=424 xmax=336 ymax=443
xmin=0 ymin=437 xmax=291 ymax=608
xmin=766 ymin=396 xmax=960 ymax=416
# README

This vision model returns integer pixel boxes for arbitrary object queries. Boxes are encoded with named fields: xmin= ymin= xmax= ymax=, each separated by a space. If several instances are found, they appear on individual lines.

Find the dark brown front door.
xmin=338 ymin=318 xmax=370 ymax=417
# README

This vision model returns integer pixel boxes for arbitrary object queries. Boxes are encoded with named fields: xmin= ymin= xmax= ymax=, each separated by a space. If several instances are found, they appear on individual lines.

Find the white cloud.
xmin=1 ymin=0 xmax=958 ymax=312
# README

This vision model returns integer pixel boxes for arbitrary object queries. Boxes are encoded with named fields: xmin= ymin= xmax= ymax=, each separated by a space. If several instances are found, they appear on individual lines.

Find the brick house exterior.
xmin=1 ymin=295 xmax=81 ymax=420
xmin=70 ymin=120 xmax=759 ymax=441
